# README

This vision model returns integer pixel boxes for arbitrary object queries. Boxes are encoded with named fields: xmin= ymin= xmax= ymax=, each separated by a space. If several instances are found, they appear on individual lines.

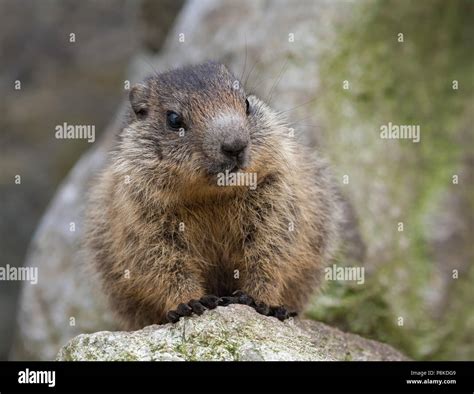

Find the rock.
xmin=11 ymin=142 xmax=119 ymax=361
xmin=304 ymin=0 xmax=474 ymax=360
xmin=56 ymin=305 xmax=407 ymax=361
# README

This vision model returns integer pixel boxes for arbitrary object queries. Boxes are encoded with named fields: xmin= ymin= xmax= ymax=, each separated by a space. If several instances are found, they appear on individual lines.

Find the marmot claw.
xmin=166 ymin=294 xmax=219 ymax=323
xmin=232 ymin=290 xmax=296 ymax=320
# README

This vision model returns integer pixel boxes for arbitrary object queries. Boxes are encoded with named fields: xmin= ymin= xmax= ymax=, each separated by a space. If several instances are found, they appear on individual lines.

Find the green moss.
xmin=431 ymin=267 xmax=474 ymax=360
xmin=57 ymin=345 xmax=74 ymax=361
xmin=172 ymin=331 xmax=240 ymax=361
xmin=310 ymin=0 xmax=474 ymax=360
xmin=307 ymin=279 xmax=418 ymax=358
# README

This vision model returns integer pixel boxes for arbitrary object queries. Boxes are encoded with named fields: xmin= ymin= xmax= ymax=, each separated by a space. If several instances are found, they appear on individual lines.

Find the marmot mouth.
xmin=206 ymin=161 xmax=241 ymax=175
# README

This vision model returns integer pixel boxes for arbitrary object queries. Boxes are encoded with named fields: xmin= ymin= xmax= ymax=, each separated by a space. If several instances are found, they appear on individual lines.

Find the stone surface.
xmin=11 ymin=140 xmax=119 ymax=361
xmin=56 ymin=305 xmax=408 ymax=361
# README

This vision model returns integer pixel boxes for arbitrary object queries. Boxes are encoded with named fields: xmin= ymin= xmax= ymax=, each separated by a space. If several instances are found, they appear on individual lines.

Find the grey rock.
xmin=56 ymin=305 xmax=408 ymax=361
xmin=11 ymin=142 xmax=119 ymax=361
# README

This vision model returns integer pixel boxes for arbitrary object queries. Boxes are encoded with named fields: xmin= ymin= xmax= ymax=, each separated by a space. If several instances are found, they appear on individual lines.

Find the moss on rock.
xmin=56 ymin=305 xmax=407 ymax=361
xmin=309 ymin=0 xmax=474 ymax=360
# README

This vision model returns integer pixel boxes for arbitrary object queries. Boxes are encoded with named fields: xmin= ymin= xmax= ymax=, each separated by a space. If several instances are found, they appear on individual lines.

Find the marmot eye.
xmin=166 ymin=111 xmax=185 ymax=130
xmin=245 ymin=98 xmax=250 ymax=115
xmin=136 ymin=108 xmax=148 ymax=119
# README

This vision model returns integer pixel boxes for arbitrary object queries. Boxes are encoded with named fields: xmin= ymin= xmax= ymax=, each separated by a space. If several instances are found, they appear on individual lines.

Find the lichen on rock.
xmin=56 ymin=305 xmax=408 ymax=361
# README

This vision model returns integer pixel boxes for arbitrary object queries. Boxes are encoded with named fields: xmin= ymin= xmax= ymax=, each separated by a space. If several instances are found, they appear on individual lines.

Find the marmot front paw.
xmin=217 ymin=290 xmax=257 ymax=307
xmin=229 ymin=290 xmax=297 ymax=321
xmin=166 ymin=294 xmax=220 ymax=323
xmin=166 ymin=291 xmax=297 ymax=323
xmin=269 ymin=305 xmax=297 ymax=321
xmin=254 ymin=302 xmax=297 ymax=321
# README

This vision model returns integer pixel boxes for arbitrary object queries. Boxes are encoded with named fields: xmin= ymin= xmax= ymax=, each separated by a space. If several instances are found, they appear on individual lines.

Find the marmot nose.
xmin=221 ymin=139 xmax=248 ymax=159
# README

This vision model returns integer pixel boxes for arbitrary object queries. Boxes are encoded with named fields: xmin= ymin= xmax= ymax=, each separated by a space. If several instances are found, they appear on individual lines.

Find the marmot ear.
xmin=129 ymin=83 xmax=149 ymax=119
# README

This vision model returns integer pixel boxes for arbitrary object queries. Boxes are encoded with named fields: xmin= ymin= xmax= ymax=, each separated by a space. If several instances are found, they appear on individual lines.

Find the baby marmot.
xmin=86 ymin=62 xmax=341 ymax=329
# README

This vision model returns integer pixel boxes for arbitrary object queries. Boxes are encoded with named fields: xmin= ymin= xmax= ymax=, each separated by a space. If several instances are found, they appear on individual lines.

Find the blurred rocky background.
xmin=0 ymin=0 xmax=184 ymax=360
xmin=1 ymin=0 xmax=473 ymax=361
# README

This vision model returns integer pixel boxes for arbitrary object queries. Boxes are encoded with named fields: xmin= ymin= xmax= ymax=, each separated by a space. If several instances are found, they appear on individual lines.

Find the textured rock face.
xmin=11 ymin=143 xmax=119 ymax=361
xmin=56 ymin=305 xmax=407 ymax=361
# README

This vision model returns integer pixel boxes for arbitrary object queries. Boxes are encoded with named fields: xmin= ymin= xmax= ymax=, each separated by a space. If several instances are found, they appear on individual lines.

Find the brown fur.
xmin=86 ymin=62 xmax=341 ymax=330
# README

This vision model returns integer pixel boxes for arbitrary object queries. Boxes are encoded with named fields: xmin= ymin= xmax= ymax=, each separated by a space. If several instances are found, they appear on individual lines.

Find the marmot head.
xmin=119 ymin=62 xmax=288 ymax=195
